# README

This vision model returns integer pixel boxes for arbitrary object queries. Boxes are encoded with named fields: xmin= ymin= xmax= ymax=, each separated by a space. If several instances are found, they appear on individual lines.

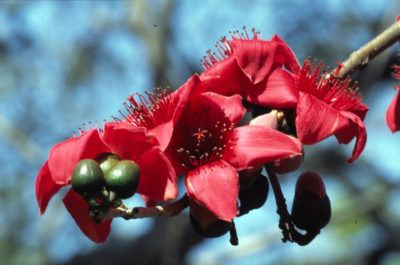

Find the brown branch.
xmin=99 ymin=194 xmax=189 ymax=221
xmin=334 ymin=19 xmax=400 ymax=78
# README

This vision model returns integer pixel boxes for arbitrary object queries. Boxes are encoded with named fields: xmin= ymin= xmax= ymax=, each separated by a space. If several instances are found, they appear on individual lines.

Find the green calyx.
xmin=104 ymin=160 xmax=140 ymax=199
xmin=71 ymin=159 xmax=105 ymax=195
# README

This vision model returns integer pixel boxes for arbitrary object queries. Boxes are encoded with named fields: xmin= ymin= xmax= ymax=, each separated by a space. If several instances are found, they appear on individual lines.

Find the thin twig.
xmin=265 ymin=164 xmax=295 ymax=243
xmin=334 ymin=19 xmax=400 ymax=78
xmin=100 ymin=194 xmax=189 ymax=221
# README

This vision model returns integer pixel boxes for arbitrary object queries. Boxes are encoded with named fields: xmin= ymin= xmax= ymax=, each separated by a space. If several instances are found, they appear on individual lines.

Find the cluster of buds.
xmin=71 ymin=154 xmax=140 ymax=221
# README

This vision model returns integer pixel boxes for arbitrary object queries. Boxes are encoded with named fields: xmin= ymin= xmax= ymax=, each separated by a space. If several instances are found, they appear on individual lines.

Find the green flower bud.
xmin=71 ymin=159 xmax=105 ymax=195
xmin=104 ymin=160 xmax=140 ymax=199
xmin=96 ymin=153 xmax=121 ymax=176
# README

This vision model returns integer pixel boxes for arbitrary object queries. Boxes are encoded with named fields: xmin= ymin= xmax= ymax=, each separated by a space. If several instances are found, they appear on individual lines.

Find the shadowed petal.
xmin=35 ymin=161 xmax=63 ymax=214
xmin=224 ymin=126 xmax=302 ymax=171
xmin=48 ymin=129 xmax=110 ymax=185
xmin=63 ymin=189 xmax=111 ymax=243
xmin=185 ymin=160 xmax=238 ymax=221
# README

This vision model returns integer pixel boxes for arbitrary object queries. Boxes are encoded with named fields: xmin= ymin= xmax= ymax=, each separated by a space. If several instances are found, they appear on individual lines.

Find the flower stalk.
xmin=99 ymin=194 xmax=189 ymax=221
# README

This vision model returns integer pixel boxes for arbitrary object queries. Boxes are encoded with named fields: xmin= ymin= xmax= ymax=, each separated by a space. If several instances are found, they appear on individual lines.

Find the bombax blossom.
xmin=293 ymin=61 xmax=368 ymax=162
xmin=199 ymin=29 xmax=368 ymax=163
xmin=165 ymin=76 xmax=303 ymax=226
xmin=199 ymin=28 xmax=300 ymax=108
xmin=386 ymin=64 xmax=400 ymax=133
xmin=35 ymin=123 xmax=177 ymax=243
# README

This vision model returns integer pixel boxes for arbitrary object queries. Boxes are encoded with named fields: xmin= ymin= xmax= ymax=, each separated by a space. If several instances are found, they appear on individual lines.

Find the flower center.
xmin=173 ymin=104 xmax=233 ymax=169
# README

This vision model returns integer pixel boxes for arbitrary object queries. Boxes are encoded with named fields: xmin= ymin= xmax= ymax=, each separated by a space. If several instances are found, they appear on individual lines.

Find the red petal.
xmin=200 ymin=57 xmax=243 ymax=96
xmin=63 ymin=189 xmax=111 ymax=243
xmin=224 ymin=126 xmax=302 ymax=171
xmin=270 ymin=35 xmax=301 ymax=73
xmin=198 ymin=92 xmax=245 ymax=125
xmin=148 ymin=122 xmax=174 ymax=151
xmin=185 ymin=160 xmax=238 ymax=221
xmin=296 ymin=92 xmax=348 ymax=144
xmin=48 ymin=129 xmax=110 ymax=185
xmin=136 ymin=147 xmax=178 ymax=201
xmin=35 ymin=161 xmax=63 ymax=214
xmin=148 ymin=75 xmax=199 ymax=150
xmin=103 ymin=123 xmax=157 ymax=161
xmin=230 ymin=39 xmax=276 ymax=84
xmin=386 ymin=88 xmax=400 ymax=133
xmin=296 ymin=93 xmax=366 ymax=162
xmin=243 ymin=67 xmax=298 ymax=108
xmin=339 ymin=111 xmax=367 ymax=163
xmin=230 ymin=38 xmax=300 ymax=85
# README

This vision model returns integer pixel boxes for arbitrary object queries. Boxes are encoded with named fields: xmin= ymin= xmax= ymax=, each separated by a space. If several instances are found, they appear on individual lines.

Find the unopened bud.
xmin=71 ymin=159 xmax=105 ymax=195
xmin=291 ymin=171 xmax=331 ymax=232
xmin=104 ymin=160 xmax=140 ymax=199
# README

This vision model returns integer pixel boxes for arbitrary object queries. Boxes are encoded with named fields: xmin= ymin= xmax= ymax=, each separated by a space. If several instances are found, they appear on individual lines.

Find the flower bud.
xmin=71 ymin=159 xmax=105 ymax=195
xmin=291 ymin=171 xmax=331 ymax=232
xmin=249 ymin=110 xmax=279 ymax=130
xmin=104 ymin=160 xmax=140 ymax=199
xmin=239 ymin=174 xmax=269 ymax=215
xmin=96 ymin=153 xmax=120 ymax=176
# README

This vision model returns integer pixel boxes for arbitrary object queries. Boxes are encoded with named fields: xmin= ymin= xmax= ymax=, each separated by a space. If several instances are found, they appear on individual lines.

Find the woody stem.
xmin=333 ymin=19 xmax=400 ymax=78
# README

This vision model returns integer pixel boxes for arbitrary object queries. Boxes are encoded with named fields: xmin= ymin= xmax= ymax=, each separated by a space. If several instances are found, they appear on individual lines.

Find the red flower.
xmin=166 ymin=77 xmax=302 ymax=223
xmin=35 ymin=123 xmax=177 ymax=243
xmin=199 ymin=29 xmax=300 ymax=108
xmin=386 ymin=65 xmax=400 ymax=133
xmin=294 ymin=61 xmax=368 ymax=163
